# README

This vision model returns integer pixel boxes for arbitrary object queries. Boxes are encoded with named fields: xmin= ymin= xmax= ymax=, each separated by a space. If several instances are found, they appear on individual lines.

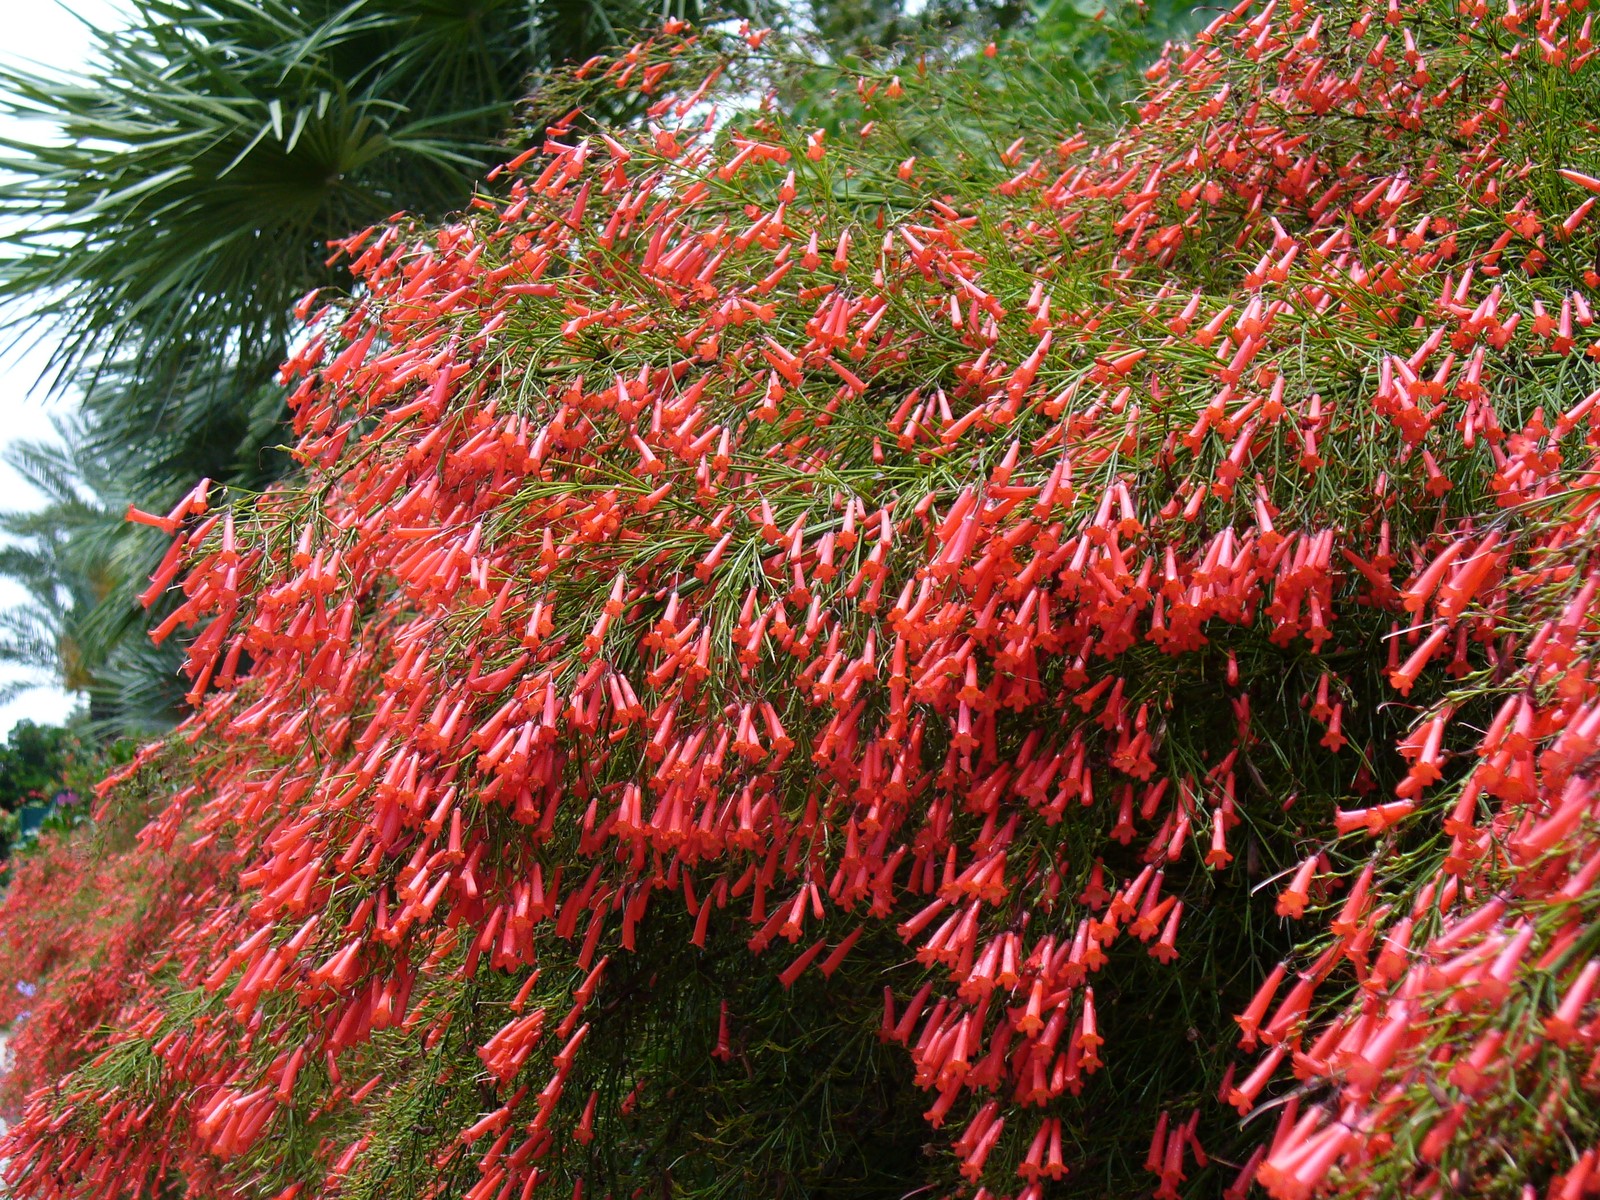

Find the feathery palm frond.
xmin=0 ymin=418 xmax=118 ymax=708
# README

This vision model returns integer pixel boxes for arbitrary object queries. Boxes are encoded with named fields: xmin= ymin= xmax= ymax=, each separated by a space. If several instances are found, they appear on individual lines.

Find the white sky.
xmin=0 ymin=0 xmax=132 ymax=733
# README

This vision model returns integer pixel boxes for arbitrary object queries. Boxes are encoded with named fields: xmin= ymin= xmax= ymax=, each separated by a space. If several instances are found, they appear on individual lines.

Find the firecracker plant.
xmin=3 ymin=0 xmax=1600 ymax=1196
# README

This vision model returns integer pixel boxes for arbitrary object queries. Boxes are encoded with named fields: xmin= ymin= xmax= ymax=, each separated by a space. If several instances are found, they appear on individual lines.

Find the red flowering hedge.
xmin=0 ymin=796 xmax=213 ymax=1110
xmin=6 ymin=0 xmax=1600 ymax=1196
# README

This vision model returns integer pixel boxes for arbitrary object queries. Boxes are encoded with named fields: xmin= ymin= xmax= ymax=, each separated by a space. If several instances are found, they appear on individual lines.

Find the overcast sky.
xmin=0 ymin=0 xmax=132 ymax=733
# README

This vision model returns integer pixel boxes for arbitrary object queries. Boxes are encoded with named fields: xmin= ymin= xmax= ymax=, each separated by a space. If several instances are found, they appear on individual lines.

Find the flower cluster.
xmin=4 ymin=1 xmax=1600 ymax=1197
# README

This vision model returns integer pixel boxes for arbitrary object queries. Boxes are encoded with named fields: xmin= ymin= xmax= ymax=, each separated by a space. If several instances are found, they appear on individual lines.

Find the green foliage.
xmin=0 ymin=718 xmax=94 ymax=868
xmin=0 ymin=720 xmax=81 ymax=812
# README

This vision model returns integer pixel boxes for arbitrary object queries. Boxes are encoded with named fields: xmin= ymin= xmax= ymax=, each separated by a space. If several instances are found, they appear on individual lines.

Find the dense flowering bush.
xmin=0 ymin=799 xmax=211 ymax=1109
xmin=5 ymin=0 xmax=1600 ymax=1196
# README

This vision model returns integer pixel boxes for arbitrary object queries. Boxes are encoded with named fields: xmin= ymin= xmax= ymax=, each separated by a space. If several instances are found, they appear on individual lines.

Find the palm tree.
xmin=0 ymin=418 xmax=126 ymax=715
